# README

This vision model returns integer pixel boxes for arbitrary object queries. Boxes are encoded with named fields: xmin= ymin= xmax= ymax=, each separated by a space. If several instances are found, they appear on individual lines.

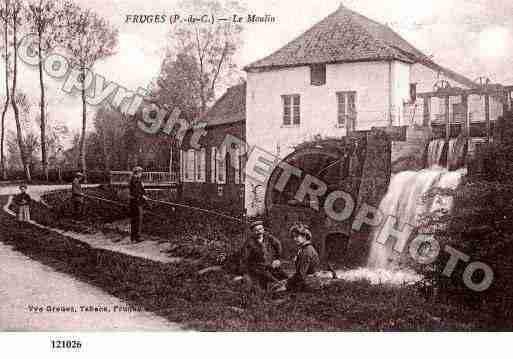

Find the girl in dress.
xmin=14 ymin=184 xmax=32 ymax=223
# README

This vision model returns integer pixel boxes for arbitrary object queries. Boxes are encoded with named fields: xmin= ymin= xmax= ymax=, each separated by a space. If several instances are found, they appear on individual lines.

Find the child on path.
xmin=12 ymin=184 xmax=51 ymax=224
xmin=13 ymin=184 xmax=32 ymax=223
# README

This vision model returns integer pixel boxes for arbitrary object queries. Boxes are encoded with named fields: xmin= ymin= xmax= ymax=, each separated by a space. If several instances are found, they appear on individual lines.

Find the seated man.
xmin=241 ymin=220 xmax=288 ymax=289
xmin=286 ymin=223 xmax=321 ymax=291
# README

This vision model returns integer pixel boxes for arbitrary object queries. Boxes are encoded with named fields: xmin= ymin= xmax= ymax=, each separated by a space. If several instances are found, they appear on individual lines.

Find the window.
xmin=210 ymin=147 xmax=217 ymax=183
xmin=240 ymin=153 xmax=247 ymax=184
xmin=282 ymin=94 xmax=300 ymax=125
xmin=217 ymin=147 xmax=226 ymax=184
xmin=195 ymin=148 xmax=206 ymax=182
xmin=184 ymin=149 xmax=195 ymax=181
xmin=337 ymin=91 xmax=357 ymax=129
xmin=409 ymin=83 xmax=417 ymax=103
xmin=310 ymin=64 xmax=326 ymax=86
xmin=234 ymin=147 xmax=241 ymax=184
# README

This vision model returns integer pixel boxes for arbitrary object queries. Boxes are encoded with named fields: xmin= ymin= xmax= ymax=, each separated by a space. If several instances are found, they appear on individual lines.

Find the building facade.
xmin=243 ymin=4 xmax=491 ymax=216
xmin=179 ymin=83 xmax=246 ymax=212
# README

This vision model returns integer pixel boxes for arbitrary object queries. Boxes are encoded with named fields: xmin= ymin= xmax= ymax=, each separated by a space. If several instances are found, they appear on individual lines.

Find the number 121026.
xmin=51 ymin=340 xmax=82 ymax=349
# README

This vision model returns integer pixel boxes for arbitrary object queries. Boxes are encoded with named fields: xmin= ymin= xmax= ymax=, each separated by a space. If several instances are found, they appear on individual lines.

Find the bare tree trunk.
xmin=10 ymin=2 xmax=31 ymax=182
xmin=0 ymin=1 xmax=9 ymax=181
xmin=38 ymin=29 xmax=48 ymax=181
xmin=79 ymin=67 xmax=87 ymax=182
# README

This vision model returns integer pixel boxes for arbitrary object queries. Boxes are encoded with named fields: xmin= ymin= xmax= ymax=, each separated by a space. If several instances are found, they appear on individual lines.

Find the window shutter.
xmin=282 ymin=95 xmax=291 ymax=125
xmin=187 ymin=149 xmax=195 ymax=182
xmin=234 ymin=147 xmax=240 ymax=184
xmin=293 ymin=95 xmax=300 ymax=124
xmin=348 ymin=92 xmax=357 ymax=130
xmin=200 ymin=148 xmax=206 ymax=182
xmin=217 ymin=146 xmax=226 ymax=184
xmin=310 ymin=64 xmax=326 ymax=86
xmin=211 ymin=147 xmax=217 ymax=183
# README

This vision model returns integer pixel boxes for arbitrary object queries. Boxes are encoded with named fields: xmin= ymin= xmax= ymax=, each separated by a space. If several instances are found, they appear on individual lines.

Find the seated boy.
xmin=285 ymin=223 xmax=321 ymax=291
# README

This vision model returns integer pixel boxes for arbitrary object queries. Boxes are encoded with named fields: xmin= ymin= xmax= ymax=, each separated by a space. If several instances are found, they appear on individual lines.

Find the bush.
xmin=420 ymin=128 xmax=513 ymax=319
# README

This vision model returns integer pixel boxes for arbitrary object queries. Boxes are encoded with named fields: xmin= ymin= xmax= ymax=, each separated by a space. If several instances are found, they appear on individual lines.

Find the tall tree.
xmin=0 ymin=0 xmax=11 ymax=180
xmin=26 ymin=0 xmax=60 ymax=181
xmin=6 ymin=129 xmax=39 ymax=173
xmin=153 ymin=52 xmax=202 ymax=122
xmin=10 ymin=0 xmax=31 ymax=181
xmin=60 ymin=1 xmax=118 ymax=180
xmin=158 ymin=0 xmax=245 ymax=117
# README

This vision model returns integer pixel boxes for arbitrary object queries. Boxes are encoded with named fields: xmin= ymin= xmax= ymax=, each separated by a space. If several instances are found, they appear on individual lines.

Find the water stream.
xmin=337 ymin=139 xmax=467 ymax=286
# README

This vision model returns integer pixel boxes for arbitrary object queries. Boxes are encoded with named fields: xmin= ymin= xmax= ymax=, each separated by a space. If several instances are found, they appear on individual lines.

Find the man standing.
xmin=129 ymin=166 xmax=147 ymax=243
xmin=71 ymin=172 xmax=84 ymax=218
xmin=241 ymin=220 xmax=288 ymax=290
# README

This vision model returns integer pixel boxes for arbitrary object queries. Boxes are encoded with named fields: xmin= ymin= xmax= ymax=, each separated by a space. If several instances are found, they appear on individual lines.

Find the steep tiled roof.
xmin=244 ymin=4 xmax=476 ymax=88
xmin=201 ymin=82 xmax=246 ymax=127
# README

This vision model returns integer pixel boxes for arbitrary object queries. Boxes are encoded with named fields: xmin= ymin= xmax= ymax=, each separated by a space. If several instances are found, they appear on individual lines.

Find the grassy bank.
xmin=1 ymin=192 xmax=503 ymax=330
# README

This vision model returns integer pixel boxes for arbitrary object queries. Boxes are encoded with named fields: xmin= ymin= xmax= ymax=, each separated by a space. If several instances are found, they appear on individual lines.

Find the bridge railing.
xmin=110 ymin=171 xmax=178 ymax=186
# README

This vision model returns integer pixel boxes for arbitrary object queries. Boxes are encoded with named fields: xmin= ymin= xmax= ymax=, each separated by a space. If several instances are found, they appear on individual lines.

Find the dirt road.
xmin=0 ymin=184 xmax=180 ymax=331
xmin=0 ymin=240 xmax=180 ymax=331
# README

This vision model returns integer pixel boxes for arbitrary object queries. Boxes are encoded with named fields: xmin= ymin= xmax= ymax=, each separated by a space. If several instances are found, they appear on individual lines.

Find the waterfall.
xmin=447 ymin=138 xmax=467 ymax=170
xmin=426 ymin=139 xmax=446 ymax=167
xmin=367 ymin=167 xmax=466 ymax=270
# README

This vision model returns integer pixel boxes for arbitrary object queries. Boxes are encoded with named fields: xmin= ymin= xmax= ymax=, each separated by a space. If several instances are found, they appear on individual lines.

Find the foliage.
xmin=155 ymin=0 xmax=245 ymax=115
xmin=152 ymin=52 xmax=202 ymax=122
xmin=420 ymin=124 xmax=513 ymax=312
xmin=58 ymin=0 xmax=118 ymax=178
xmin=26 ymin=0 xmax=63 ymax=180
xmin=2 ymin=194 xmax=499 ymax=330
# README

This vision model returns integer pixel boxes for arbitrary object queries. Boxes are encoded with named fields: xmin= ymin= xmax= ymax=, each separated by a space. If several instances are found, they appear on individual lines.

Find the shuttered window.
xmin=184 ymin=149 xmax=195 ymax=181
xmin=310 ymin=64 xmax=326 ymax=86
xmin=337 ymin=91 xmax=357 ymax=129
xmin=282 ymin=94 xmax=300 ymax=125
xmin=210 ymin=147 xmax=217 ymax=183
xmin=217 ymin=147 xmax=226 ymax=184
xmin=195 ymin=148 xmax=206 ymax=182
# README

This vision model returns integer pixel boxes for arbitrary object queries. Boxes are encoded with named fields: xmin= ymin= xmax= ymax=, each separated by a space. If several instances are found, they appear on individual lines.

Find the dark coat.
xmin=129 ymin=176 xmax=146 ymax=207
xmin=13 ymin=193 xmax=31 ymax=206
xmin=288 ymin=241 xmax=320 ymax=289
xmin=241 ymin=233 xmax=282 ymax=273
xmin=71 ymin=178 xmax=83 ymax=200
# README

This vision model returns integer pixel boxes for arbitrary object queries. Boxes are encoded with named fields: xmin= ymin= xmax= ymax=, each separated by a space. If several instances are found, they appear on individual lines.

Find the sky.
xmin=1 ymin=0 xmax=512 ymax=145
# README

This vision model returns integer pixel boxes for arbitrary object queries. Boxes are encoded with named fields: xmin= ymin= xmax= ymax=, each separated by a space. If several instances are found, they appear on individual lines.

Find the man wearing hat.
xmin=129 ymin=166 xmax=148 ymax=242
xmin=240 ymin=220 xmax=288 ymax=289
xmin=71 ymin=172 xmax=84 ymax=218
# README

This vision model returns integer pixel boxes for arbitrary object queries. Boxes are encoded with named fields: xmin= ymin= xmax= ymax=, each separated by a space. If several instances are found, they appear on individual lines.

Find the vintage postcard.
xmin=0 ymin=0 xmax=512 ymax=352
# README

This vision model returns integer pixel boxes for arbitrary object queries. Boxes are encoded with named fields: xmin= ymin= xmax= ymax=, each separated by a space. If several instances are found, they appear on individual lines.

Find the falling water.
xmin=426 ymin=139 xmax=446 ymax=167
xmin=330 ymin=138 xmax=467 ymax=286
xmin=366 ymin=167 xmax=467 ymax=271
xmin=447 ymin=138 xmax=466 ymax=170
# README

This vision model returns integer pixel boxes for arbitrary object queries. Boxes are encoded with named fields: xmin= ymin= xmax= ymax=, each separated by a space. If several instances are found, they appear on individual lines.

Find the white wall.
xmin=392 ymin=61 xmax=411 ymax=125
xmin=410 ymin=63 xmax=471 ymax=94
xmin=245 ymin=61 xmax=396 ymax=215
xmin=246 ymin=61 xmax=394 ymax=155
xmin=244 ymin=60 xmax=478 ymax=215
